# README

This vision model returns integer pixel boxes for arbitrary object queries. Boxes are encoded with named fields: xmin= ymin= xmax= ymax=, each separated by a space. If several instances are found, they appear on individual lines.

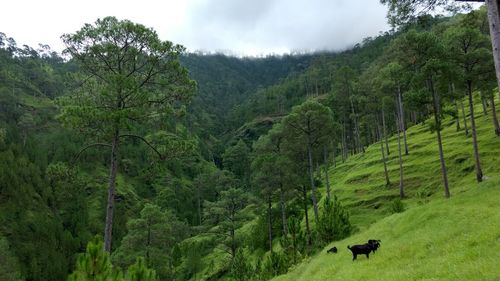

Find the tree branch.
xmin=119 ymin=134 xmax=164 ymax=160
xmin=73 ymin=143 xmax=111 ymax=164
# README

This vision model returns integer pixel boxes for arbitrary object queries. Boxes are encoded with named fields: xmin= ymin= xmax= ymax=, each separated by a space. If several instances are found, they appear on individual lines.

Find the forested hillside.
xmin=180 ymin=52 xmax=317 ymax=164
xmin=0 ymin=4 xmax=499 ymax=281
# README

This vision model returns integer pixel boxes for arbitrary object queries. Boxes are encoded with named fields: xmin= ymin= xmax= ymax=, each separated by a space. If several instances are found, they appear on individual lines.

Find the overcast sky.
xmin=0 ymin=0 xmax=391 ymax=56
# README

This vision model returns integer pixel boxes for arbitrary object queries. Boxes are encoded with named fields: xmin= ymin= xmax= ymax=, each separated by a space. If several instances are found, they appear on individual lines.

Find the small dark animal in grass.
xmin=326 ymin=246 xmax=338 ymax=254
xmin=347 ymin=243 xmax=376 ymax=261
xmin=367 ymin=239 xmax=381 ymax=253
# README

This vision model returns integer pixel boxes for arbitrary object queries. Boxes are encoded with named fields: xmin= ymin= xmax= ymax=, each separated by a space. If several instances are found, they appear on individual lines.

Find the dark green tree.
xmin=393 ymin=30 xmax=451 ymax=197
xmin=252 ymin=123 xmax=297 ymax=250
xmin=59 ymin=17 xmax=196 ymax=252
xmin=222 ymin=139 xmax=251 ymax=183
xmin=112 ymin=204 xmax=188 ymax=280
xmin=445 ymin=13 xmax=492 ymax=182
xmin=0 ymin=237 xmax=22 ymax=281
xmin=316 ymin=196 xmax=352 ymax=244
xmin=379 ymin=62 xmax=408 ymax=197
xmin=281 ymin=100 xmax=334 ymax=223
xmin=281 ymin=217 xmax=306 ymax=265
xmin=380 ymin=0 xmax=500 ymax=103
xmin=204 ymin=188 xmax=250 ymax=260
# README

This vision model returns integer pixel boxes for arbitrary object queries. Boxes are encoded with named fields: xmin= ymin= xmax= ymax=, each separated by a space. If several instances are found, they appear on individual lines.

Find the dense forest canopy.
xmin=0 ymin=4 xmax=499 ymax=281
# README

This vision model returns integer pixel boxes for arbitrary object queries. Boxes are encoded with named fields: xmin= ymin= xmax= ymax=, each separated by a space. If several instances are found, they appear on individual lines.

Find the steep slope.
xmin=274 ymin=184 xmax=500 ymax=281
xmin=273 ymin=93 xmax=500 ymax=280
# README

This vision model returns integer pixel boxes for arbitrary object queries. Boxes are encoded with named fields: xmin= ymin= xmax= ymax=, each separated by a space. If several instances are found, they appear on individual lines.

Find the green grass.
xmin=273 ymin=92 xmax=500 ymax=280
xmin=274 ymin=184 xmax=500 ymax=281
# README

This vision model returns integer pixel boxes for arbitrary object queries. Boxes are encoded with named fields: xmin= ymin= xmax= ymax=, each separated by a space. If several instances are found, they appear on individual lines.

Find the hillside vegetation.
xmin=273 ymin=94 xmax=500 ymax=281
xmin=1 ymin=7 xmax=500 ymax=281
xmin=274 ymin=185 xmax=500 ymax=281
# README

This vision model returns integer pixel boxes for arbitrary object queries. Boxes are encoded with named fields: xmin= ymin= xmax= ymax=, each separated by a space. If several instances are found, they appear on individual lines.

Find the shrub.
xmin=316 ymin=195 xmax=352 ymax=244
xmin=391 ymin=199 xmax=405 ymax=213
xmin=280 ymin=216 xmax=306 ymax=265
xmin=231 ymin=248 xmax=252 ymax=281
xmin=261 ymin=251 xmax=289 ymax=279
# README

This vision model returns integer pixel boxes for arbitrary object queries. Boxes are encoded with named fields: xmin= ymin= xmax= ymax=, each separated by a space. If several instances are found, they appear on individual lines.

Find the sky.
xmin=0 ymin=0 xmax=391 ymax=56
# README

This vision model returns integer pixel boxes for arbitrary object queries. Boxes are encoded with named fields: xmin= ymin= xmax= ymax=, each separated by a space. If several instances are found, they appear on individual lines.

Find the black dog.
xmin=367 ymin=239 xmax=381 ymax=253
xmin=326 ymin=246 xmax=338 ymax=254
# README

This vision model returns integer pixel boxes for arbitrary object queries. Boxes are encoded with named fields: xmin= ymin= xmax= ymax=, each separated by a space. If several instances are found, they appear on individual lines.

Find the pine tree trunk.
xmin=332 ymin=143 xmax=337 ymax=167
xmin=350 ymin=98 xmax=362 ymax=154
xmin=146 ymin=220 xmax=151 ymax=265
xmin=230 ymin=212 xmax=236 ymax=259
xmin=377 ymin=115 xmax=390 ymax=186
xmin=490 ymin=94 xmax=500 ymax=136
xmin=280 ymin=185 xmax=288 ymax=236
xmin=450 ymin=84 xmax=460 ymax=131
xmin=395 ymin=113 xmax=405 ymax=199
xmin=197 ymin=185 xmax=202 ymax=225
xmin=430 ymin=80 xmax=450 ymax=198
xmin=307 ymin=140 xmax=319 ymax=223
xmin=460 ymin=99 xmax=469 ymax=136
xmin=104 ymin=130 xmax=119 ymax=252
xmin=467 ymin=81 xmax=483 ymax=183
xmin=454 ymin=98 xmax=461 ymax=132
xmin=302 ymin=185 xmax=311 ymax=246
xmin=480 ymin=90 xmax=489 ymax=116
xmin=341 ymin=122 xmax=347 ymax=162
xmin=268 ymin=195 xmax=273 ymax=252
xmin=486 ymin=0 xmax=500 ymax=99
xmin=323 ymin=146 xmax=331 ymax=200
xmin=382 ymin=108 xmax=390 ymax=155
xmin=398 ymin=85 xmax=409 ymax=155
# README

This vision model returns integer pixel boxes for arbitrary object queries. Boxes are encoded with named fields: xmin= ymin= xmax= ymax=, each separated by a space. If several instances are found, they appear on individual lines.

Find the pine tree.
xmin=316 ymin=196 xmax=352 ymax=244
xmin=59 ymin=17 xmax=196 ymax=252
xmin=231 ymin=248 xmax=251 ymax=281
xmin=124 ymin=258 xmax=158 ymax=281
xmin=67 ymin=237 xmax=122 ymax=281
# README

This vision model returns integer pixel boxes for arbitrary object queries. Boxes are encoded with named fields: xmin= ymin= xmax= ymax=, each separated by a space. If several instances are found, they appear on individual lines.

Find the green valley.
xmin=1 ymin=2 xmax=500 ymax=281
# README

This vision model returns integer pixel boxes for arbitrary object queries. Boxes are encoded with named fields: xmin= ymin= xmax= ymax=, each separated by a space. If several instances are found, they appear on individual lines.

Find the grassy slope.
xmin=273 ymin=93 xmax=500 ymax=281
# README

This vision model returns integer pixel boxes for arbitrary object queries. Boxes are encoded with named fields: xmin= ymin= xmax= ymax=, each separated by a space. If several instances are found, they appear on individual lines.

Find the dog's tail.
xmin=347 ymin=245 xmax=351 ymax=250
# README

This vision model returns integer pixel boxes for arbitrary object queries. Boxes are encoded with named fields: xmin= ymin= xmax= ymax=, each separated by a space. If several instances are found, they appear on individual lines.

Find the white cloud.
xmin=0 ymin=0 xmax=390 ymax=55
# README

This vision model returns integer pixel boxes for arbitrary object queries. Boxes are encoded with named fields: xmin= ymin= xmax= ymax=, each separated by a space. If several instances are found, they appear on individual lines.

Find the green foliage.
xmin=281 ymin=217 xmax=306 ymax=265
xmin=261 ymin=251 xmax=289 ymax=280
xmin=316 ymin=196 xmax=352 ymax=244
xmin=204 ymin=188 xmax=250 ymax=259
xmin=249 ymin=216 xmax=272 ymax=251
xmin=57 ymin=15 xmax=197 ymax=253
xmin=0 ymin=148 xmax=75 ymax=281
xmin=390 ymin=199 xmax=406 ymax=213
xmin=124 ymin=258 xmax=158 ymax=281
xmin=223 ymin=139 xmax=251 ymax=182
xmin=0 ymin=237 xmax=22 ymax=281
xmin=281 ymin=100 xmax=334 ymax=149
xmin=67 ymin=237 xmax=121 ymax=281
xmin=444 ymin=10 xmax=493 ymax=88
xmin=112 ymin=204 xmax=188 ymax=280
xmin=68 ymin=239 xmax=159 ymax=281
xmin=380 ymin=0 xmax=471 ymax=27
xmin=182 ymin=242 xmax=203 ymax=281
xmin=231 ymin=248 xmax=252 ymax=281
xmin=59 ymin=17 xmax=195 ymax=137
xmin=2 ymin=10 xmax=500 ymax=281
